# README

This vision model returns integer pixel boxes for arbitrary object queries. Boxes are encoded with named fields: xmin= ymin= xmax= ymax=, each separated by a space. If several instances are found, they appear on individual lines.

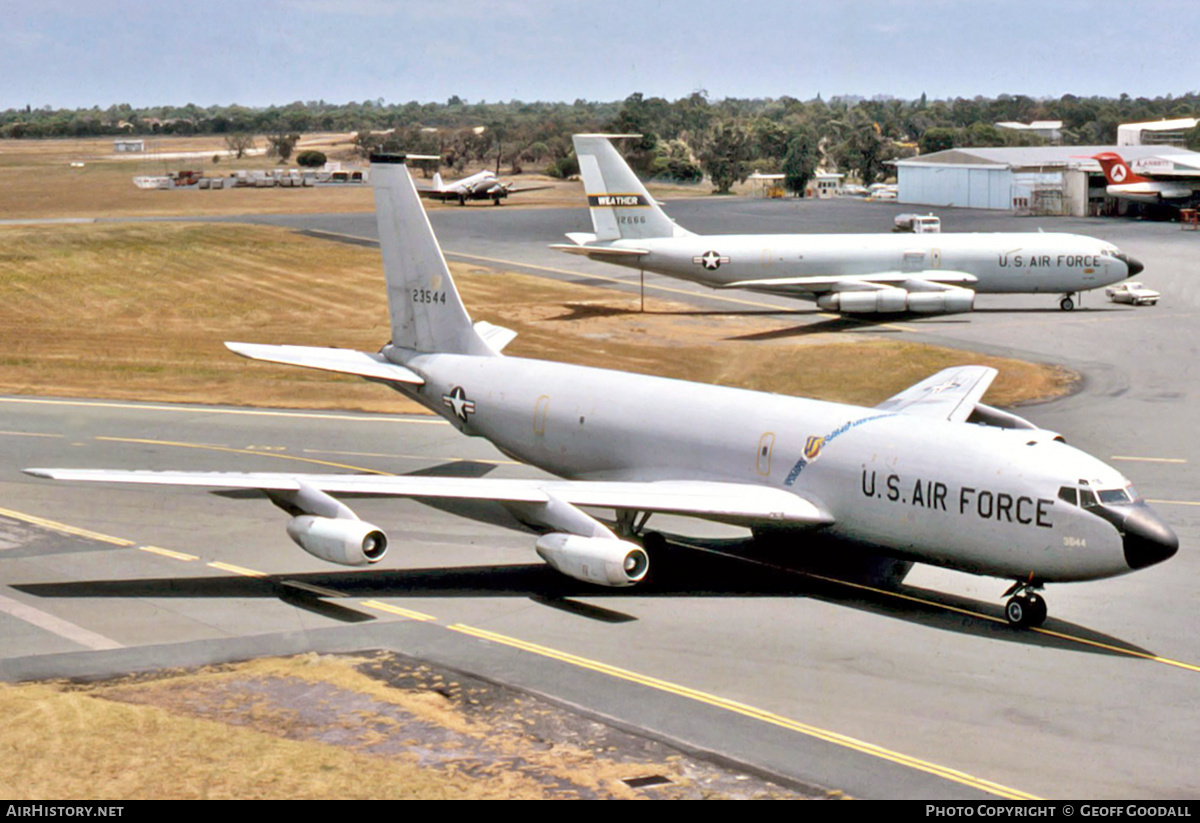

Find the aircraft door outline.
xmin=757 ymin=432 xmax=776 ymax=476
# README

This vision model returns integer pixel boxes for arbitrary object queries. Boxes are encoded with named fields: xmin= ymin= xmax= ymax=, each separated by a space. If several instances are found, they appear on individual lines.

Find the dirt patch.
xmin=0 ymin=653 xmax=828 ymax=799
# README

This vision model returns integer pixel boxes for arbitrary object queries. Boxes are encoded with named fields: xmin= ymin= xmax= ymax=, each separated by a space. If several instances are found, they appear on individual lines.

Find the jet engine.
xmin=817 ymin=287 xmax=974 ymax=314
xmin=286 ymin=515 xmax=388 ymax=566
xmin=534 ymin=533 xmax=649 ymax=587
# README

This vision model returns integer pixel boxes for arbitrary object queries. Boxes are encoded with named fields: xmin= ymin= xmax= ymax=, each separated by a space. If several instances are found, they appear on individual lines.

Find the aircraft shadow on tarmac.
xmin=12 ymin=534 xmax=1159 ymax=660
xmin=543 ymin=302 xmax=927 ymax=340
xmin=546 ymin=303 xmax=807 ymax=323
xmin=725 ymin=305 xmax=1132 ymax=342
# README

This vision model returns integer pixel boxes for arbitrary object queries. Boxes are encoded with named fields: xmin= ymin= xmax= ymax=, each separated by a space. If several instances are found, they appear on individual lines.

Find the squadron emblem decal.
xmin=693 ymin=250 xmax=729 ymax=271
xmin=784 ymin=414 xmax=896 ymax=486
xmin=803 ymin=436 xmax=825 ymax=460
xmin=442 ymin=386 xmax=476 ymax=422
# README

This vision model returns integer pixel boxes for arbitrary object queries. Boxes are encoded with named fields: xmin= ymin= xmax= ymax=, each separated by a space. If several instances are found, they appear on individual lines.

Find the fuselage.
xmin=1106 ymin=181 xmax=1199 ymax=205
xmin=588 ymin=232 xmax=1134 ymax=295
xmin=390 ymin=348 xmax=1172 ymax=584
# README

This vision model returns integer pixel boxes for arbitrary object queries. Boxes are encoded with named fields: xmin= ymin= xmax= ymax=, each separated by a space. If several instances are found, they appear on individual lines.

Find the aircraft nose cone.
xmin=1123 ymin=505 xmax=1178 ymax=569
xmin=1116 ymin=253 xmax=1145 ymax=276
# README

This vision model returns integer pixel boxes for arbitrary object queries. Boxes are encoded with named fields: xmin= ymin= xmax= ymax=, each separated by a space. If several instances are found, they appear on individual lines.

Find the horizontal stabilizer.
xmin=875 ymin=365 xmax=997 ymax=423
xmin=720 ymin=270 xmax=978 ymax=292
xmin=473 ymin=321 xmax=518 ymax=353
xmin=24 ymin=471 xmax=833 ymax=529
xmin=225 ymin=342 xmax=424 ymax=384
xmin=549 ymin=243 xmax=650 ymax=257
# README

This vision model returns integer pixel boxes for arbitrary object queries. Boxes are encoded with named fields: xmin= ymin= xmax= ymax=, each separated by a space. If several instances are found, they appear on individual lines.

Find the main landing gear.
xmin=1059 ymin=292 xmax=1077 ymax=311
xmin=1003 ymin=580 xmax=1047 ymax=628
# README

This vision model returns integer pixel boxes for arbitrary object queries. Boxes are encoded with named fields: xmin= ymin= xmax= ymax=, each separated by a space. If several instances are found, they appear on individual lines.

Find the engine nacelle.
xmin=817 ymin=287 xmax=974 ymax=314
xmin=906 ymin=288 xmax=974 ymax=314
xmin=819 ymin=287 xmax=908 ymax=313
xmin=534 ymin=533 xmax=649 ymax=587
xmin=286 ymin=515 xmax=388 ymax=566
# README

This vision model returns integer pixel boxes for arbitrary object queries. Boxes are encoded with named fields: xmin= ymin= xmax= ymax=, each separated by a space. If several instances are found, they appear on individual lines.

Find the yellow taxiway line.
xmin=94 ymin=436 xmax=397 ymax=475
xmin=0 ymin=506 xmax=135 ymax=547
xmin=206 ymin=560 xmax=268 ymax=578
xmin=360 ymin=601 xmax=437 ymax=622
xmin=447 ymin=623 xmax=1038 ymax=800
xmin=799 ymin=569 xmax=1200 ymax=675
xmin=0 ymin=396 xmax=445 ymax=425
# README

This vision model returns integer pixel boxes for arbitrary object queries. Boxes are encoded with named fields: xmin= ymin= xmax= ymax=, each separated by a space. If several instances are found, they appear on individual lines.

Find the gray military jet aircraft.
xmin=551 ymin=135 xmax=1144 ymax=314
xmin=27 ymin=155 xmax=1177 ymax=628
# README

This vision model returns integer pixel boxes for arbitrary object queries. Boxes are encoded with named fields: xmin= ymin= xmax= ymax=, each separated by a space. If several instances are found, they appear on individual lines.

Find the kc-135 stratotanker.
xmin=27 ymin=155 xmax=1177 ymax=628
xmin=553 ymin=134 xmax=1144 ymax=314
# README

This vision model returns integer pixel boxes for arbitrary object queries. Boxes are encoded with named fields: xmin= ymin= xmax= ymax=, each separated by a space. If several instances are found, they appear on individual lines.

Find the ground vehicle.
xmin=1106 ymin=282 xmax=1160 ymax=305
xmin=893 ymin=213 xmax=941 ymax=233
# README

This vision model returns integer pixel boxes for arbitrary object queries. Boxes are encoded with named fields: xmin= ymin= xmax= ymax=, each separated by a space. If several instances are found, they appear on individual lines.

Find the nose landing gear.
xmin=1059 ymin=293 xmax=1077 ymax=311
xmin=1003 ymin=579 xmax=1048 ymax=627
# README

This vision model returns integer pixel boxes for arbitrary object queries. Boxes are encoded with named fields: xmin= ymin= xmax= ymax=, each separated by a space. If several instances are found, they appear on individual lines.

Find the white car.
xmin=1106 ymin=282 xmax=1160 ymax=306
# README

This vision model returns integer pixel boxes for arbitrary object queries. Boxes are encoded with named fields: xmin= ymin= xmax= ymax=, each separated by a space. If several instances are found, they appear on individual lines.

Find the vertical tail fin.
xmin=370 ymin=154 xmax=492 ymax=357
xmin=1092 ymin=152 xmax=1148 ymax=185
xmin=572 ymin=134 xmax=693 ymax=241
xmin=432 ymin=171 xmax=444 ymax=190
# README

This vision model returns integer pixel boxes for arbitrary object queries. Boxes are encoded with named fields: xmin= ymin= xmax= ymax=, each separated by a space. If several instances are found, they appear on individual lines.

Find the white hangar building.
xmin=895 ymin=145 xmax=1200 ymax=216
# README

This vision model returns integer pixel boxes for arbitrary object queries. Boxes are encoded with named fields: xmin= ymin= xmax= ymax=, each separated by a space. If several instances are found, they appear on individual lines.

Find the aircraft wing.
xmin=874 ymin=365 xmax=997 ymax=423
xmin=225 ymin=342 xmax=424 ymax=384
xmin=23 ymin=470 xmax=833 ymax=528
xmin=719 ymin=270 xmax=977 ymax=294
xmin=504 ymin=184 xmax=557 ymax=195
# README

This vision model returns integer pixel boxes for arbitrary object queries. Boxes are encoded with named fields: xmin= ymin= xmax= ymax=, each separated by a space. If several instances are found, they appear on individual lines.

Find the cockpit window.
xmin=1126 ymin=483 xmax=1142 ymax=502
xmin=1098 ymin=488 xmax=1132 ymax=505
xmin=1079 ymin=488 xmax=1099 ymax=508
xmin=1058 ymin=486 xmax=1078 ymax=506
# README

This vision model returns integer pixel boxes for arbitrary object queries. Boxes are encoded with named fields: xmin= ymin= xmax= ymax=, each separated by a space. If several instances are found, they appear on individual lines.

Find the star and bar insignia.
xmin=442 ymin=386 xmax=476 ymax=422
xmin=692 ymin=250 xmax=730 ymax=271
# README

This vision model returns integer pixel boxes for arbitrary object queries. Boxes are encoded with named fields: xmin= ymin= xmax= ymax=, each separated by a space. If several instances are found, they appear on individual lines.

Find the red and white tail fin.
xmin=1092 ymin=152 xmax=1150 ymax=185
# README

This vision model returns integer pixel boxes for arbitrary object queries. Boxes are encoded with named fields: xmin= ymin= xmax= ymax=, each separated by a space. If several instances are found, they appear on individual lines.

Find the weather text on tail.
xmin=572 ymin=134 xmax=693 ymax=242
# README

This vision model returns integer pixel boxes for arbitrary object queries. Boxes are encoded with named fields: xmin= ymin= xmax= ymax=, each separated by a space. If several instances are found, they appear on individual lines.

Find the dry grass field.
xmin=0 ymin=134 xmax=605 ymax=219
xmin=0 ymin=221 xmax=1069 ymax=411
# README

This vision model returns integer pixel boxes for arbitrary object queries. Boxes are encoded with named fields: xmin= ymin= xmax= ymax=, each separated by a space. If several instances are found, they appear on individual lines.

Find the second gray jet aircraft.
xmin=553 ymin=135 xmax=1143 ymax=314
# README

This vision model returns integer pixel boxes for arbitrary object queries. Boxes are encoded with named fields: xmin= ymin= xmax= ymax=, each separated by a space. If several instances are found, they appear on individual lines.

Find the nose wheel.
xmin=1059 ymin=293 xmax=1077 ymax=311
xmin=1003 ymin=580 xmax=1047 ymax=627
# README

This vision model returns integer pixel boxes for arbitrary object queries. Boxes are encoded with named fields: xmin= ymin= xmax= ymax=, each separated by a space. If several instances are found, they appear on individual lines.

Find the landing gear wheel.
xmin=1059 ymin=295 xmax=1075 ymax=311
xmin=1005 ymin=593 xmax=1047 ymax=628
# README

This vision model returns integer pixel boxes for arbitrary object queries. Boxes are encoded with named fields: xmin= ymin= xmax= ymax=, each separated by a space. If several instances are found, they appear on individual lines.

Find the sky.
xmin=3 ymin=0 xmax=1198 ymax=111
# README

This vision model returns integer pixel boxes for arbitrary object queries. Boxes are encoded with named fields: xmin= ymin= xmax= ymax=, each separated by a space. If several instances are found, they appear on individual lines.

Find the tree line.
xmin=5 ymin=92 xmax=1198 ymax=193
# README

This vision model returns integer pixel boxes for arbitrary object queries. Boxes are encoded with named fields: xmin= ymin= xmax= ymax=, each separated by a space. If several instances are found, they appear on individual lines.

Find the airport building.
xmin=995 ymin=120 xmax=1063 ymax=143
xmin=1117 ymin=118 xmax=1198 ymax=147
xmin=895 ymin=145 xmax=1200 ymax=216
